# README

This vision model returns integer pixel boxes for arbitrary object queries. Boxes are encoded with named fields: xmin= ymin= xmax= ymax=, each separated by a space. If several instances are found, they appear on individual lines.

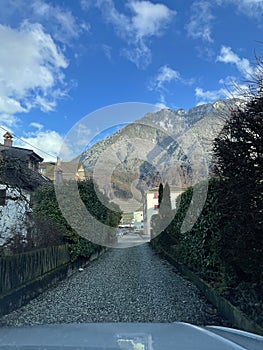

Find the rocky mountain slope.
xmin=80 ymin=99 xmax=241 ymax=210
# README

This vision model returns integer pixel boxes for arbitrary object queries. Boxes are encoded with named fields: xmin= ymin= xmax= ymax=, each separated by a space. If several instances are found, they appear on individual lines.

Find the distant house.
xmin=169 ymin=186 xmax=185 ymax=210
xmin=39 ymin=157 xmax=86 ymax=182
xmin=133 ymin=210 xmax=144 ymax=231
xmin=143 ymin=186 xmax=185 ymax=236
xmin=143 ymin=188 xmax=159 ymax=236
xmin=0 ymin=132 xmax=50 ymax=248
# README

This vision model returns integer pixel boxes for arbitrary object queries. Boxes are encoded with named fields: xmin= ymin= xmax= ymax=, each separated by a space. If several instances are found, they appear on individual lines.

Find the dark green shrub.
xmin=31 ymin=180 xmax=121 ymax=260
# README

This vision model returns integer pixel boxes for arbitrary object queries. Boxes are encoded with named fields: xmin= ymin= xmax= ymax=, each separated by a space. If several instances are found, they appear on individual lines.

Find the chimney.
xmin=3 ymin=132 xmax=13 ymax=147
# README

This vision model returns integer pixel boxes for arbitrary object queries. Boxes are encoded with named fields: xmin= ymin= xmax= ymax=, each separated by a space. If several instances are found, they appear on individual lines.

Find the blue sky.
xmin=0 ymin=0 xmax=262 ymax=161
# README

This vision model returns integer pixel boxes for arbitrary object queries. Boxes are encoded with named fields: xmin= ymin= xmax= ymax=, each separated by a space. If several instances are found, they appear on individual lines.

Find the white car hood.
xmin=0 ymin=322 xmax=262 ymax=350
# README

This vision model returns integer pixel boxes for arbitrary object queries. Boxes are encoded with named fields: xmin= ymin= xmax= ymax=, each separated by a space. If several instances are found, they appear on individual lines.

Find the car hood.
xmin=0 ymin=322 xmax=262 ymax=350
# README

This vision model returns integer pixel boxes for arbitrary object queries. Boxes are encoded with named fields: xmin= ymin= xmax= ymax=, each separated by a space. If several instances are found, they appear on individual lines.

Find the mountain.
xmin=80 ymin=99 xmax=241 ymax=212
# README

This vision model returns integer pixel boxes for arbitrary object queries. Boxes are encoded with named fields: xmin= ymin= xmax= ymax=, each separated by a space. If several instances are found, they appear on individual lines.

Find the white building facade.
xmin=169 ymin=186 xmax=185 ymax=210
xmin=133 ymin=211 xmax=144 ymax=231
xmin=143 ymin=186 xmax=185 ymax=237
xmin=0 ymin=132 xmax=48 ymax=249
xmin=0 ymin=185 xmax=32 ymax=246
xmin=143 ymin=189 xmax=159 ymax=236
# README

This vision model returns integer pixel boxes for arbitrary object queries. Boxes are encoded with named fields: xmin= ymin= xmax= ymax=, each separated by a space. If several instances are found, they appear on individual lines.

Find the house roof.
xmin=39 ymin=161 xmax=86 ymax=181
xmin=146 ymin=188 xmax=159 ymax=193
xmin=0 ymin=144 xmax=44 ymax=162
xmin=0 ymin=148 xmax=49 ymax=191
xmin=56 ymin=162 xmax=84 ymax=178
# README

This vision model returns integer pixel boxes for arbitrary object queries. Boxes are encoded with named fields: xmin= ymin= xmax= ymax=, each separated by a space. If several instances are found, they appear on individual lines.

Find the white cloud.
xmin=150 ymin=65 xmax=181 ymax=90
xmin=29 ymin=122 xmax=44 ymax=131
xmin=195 ymin=76 xmax=234 ymax=104
xmin=149 ymin=65 xmax=194 ymax=109
xmin=149 ymin=65 xmax=194 ymax=92
xmin=121 ymin=43 xmax=152 ymax=69
xmin=0 ymin=0 xmax=89 ymax=45
xmin=80 ymin=0 xmax=93 ymax=11
xmin=31 ymin=0 xmax=90 ymax=45
xmin=0 ymin=22 xmax=68 ymax=119
xmin=128 ymin=1 xmax=175 ymax=39
xmin=58 ymin=122 xmax=92 ymax=161
xmin=195 ymin=87 xmax=227 ymax=104
xmin=217 ymin=46 xmax=254 ymax=79
xmin=186 ymin=1 xmax=214 ymax=42
xmin=102 ymin=44 xmax=113 ymax=60
xmin=72 ymin=123 xmax=92 ymax=148
xmin=0 ymin=96 xmax=27 ymax=115
xmin=18 ymin=130 xmax=64 ymax=162
xmin=187 ymin=0 xmax=263 ymax=45
xmin=0 ymin=114 xmax=19 ymax=129
xmin=94 ymin=0 xmax=175 ymax=68
xmin=221 ymin=0 xmax=263 ymax=18
xmin=195 ymin=74 xmax=251 ymax=104
xmin=155 ymin=101 xmax=168 ymax=110
xmin=199 ymin=47 xmax=256 ymax=106
xmin=154 ymin=93 xmax=169 ymax=110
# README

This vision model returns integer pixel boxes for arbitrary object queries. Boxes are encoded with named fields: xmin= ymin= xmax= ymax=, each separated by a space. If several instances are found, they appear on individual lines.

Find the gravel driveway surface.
xmin=0 ymin=244 xmax=229 ymax=326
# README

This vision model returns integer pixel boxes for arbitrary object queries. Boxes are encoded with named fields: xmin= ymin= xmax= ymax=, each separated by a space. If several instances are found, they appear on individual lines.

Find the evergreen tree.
xmin=158 ymin=183 xmax=163 ymax=208
xmin=213 ymin=55 xmax=263 ymax=282
xmin=159 ymin=182 xmax=171 ymax=216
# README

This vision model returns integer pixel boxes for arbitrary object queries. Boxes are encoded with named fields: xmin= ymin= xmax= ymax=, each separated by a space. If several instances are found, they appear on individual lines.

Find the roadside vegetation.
xmin=151 ymin=55 xmax=263 ymax=325
xmin=8 ymin=179 xmax=121 ymax=260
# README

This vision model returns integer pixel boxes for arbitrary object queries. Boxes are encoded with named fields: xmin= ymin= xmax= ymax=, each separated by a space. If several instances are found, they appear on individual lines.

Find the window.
xmin=40 ymin=168 xmax=46 ymax=175
xmin=0 ymin=189 xmax=6 ymax=206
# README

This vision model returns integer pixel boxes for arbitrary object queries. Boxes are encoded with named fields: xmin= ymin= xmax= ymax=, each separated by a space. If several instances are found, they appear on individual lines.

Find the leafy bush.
xmin=31 ymin=179 xmax=121 ymax=260
xmin=152 ymin=179 xmax=222 ymax=276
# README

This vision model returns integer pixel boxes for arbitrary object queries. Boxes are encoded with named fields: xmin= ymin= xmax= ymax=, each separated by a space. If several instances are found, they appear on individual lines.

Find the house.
xmin=169 ymin=186 xmax=185 ymax=210
xmin=143 ymin=188 xmax=159 ymax=236
xmin=0 ymin=132 xmax=43 ymax=174
xmin=133 ymin=210 xmax=144 ymax=232
xmin=143 ymin=186 xmax=185 ymax=236
xmin=39 ymin=157 xmax=86 ymax=182
xmin=0 ymin=132 xmax=50 ymax=248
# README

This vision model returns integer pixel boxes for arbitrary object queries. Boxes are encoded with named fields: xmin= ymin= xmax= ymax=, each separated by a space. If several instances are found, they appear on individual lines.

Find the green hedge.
xmin=152 ymin=179 xmax=222 ymax=278
xmin=151 ymin=178 xmax=262 ymax=324
xmin=31 ymin=180 xmax=121 ymax=261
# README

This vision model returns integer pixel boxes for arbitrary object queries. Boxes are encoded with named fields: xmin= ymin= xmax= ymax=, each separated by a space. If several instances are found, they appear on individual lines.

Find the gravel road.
xmin=0 ymin=244 xmax=229 ymax=326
